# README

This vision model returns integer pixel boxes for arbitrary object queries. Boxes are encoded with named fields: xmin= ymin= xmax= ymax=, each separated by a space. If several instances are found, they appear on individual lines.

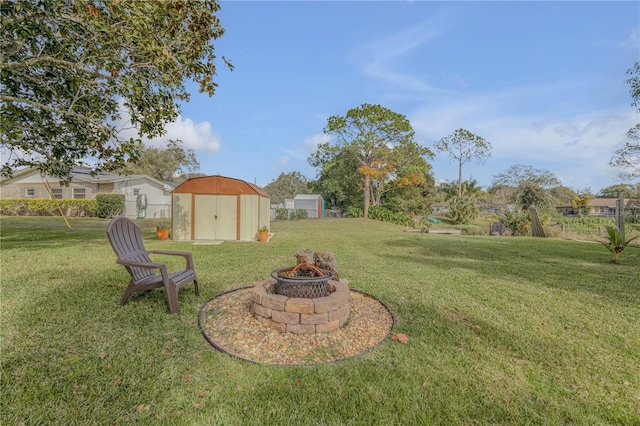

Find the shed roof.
xmin=293 ymin=194 xmax=323 ymax=200
xmin=172 ymin=175 xmax=270 ymax=197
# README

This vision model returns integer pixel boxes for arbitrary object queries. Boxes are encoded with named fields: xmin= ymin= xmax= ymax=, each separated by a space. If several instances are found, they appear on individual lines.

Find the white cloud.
xmin=358 ymin=18 xmax=452 ymax=97
xmin=272 ymin=132 xmax=330 ymax=174
xmin=617 ymin=28 xmax=640 ymax=50
xmin=114 ymin=100 xmax=221 ymax=153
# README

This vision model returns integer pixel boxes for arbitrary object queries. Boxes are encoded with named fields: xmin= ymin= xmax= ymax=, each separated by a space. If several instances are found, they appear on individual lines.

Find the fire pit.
xmin=251 ymin=263 xmax=349 ymax=335
xmin=271 ymin=263 xmax=334 ymax=298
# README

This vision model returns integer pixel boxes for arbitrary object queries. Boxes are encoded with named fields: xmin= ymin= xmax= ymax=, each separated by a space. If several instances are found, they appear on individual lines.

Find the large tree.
xmin=263 ymin=171 xmax=310 ymax=204
xmin=598 ymin=183 xmax=638 ymax=199
xmin=434 ymin=128 xmax=492 ymax=197
xmin=126 ymin=139 xmax=200 ymax=182
xmin=308 ymin=148 xmax=362 ymax=211
xmin=1 ymin=0 xmax=231 ymax=184
xmin=610 ymin=62 xmax=640 ymax=181
xmin=318 ymin=104 xmax=433 ymax=218
xmin=490 ymin=164 xmax=561 ymax=190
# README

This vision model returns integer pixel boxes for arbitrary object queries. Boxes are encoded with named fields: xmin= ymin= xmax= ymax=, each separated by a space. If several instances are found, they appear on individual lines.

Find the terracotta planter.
xmin=157 ymin=229 xmax=169 ymax=240
xmin=257 ymin=231 xmax=269 ymax=242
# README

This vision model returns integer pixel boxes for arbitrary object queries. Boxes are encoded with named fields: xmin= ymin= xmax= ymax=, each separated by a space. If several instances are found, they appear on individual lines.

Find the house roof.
xmin=293 ymin=194 xmax=322 ymax=200
xmin=0 ymin=167 xmax=177 ymax=191
xmin=556 ymin=198 xmax=629 ymax=208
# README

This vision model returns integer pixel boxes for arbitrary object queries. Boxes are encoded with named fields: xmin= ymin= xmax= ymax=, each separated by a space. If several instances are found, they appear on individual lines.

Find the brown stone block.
xmin=286 ymin=323 xmax=316 ymax=335
xmin=300 ymin=312 xmax=328 ymax=325
xmin=258 ymin=316 xmax=287 ymax=332
xmin=328 ymin=289 xmax=349 ymax=305
xmin=338 ymin=313 xmax=349 ymax=327
xmin=315 ymin=319 xmax=340 ymax=333
xmin=272 ymin=310 xmax=300 ymax=325
xmin=250 ymin=285 xmax=266 ymax=304
xmin=252 ymin=303 xmax=272 ymax=318
xmin=328 ymin=302 xmax=350 ymax=322
xmin=285 ymin=297 xmax=315 ymax=314
xmin=313 ymin=296 xmax=339 ymax=313
xmin=262 ymin=293 xmax=288 ymax=311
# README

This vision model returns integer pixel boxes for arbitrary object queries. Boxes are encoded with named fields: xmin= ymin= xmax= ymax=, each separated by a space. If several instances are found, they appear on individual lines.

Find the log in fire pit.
xmin=271 ymin=263 xmax=334 ymax=298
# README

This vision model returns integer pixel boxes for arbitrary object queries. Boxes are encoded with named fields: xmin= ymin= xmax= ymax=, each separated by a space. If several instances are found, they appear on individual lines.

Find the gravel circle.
xmin=199 ymin=287 xmax=394 ymax=366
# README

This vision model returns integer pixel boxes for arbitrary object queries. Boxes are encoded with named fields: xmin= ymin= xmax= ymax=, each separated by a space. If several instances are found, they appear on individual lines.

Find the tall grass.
xmin=1 ymin=216 xmax=639 ymax=424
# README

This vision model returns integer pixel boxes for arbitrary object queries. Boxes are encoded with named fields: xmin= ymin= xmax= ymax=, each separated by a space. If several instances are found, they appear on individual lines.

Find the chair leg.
xmin=165 ymin=283 xmax=180 ymax=315
xmin=121 ymin=282 xmax=137 ymax=306
xmin=193 ymin=279 xmax=200 ymax=296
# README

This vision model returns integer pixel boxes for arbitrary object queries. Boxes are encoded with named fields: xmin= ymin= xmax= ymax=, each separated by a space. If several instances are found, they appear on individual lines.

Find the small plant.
xmin=156 ymin=222 xmax=170 ymax=231
xmin=599 ymin=225 xmax=639 ymax=264
xmin=258 ymin=225 xmax=269 ymax=233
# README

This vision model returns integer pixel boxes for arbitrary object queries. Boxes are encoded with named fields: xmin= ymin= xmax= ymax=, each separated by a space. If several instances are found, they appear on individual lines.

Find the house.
xmin=555 ymin=198 xmax=630 ymax=217
xmin=0 ymin=168 xmax=176 ymax=218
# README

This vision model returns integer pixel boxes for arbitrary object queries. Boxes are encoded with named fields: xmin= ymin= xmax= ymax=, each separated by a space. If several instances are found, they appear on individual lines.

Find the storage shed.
xmin=293 ymin=194 xmax=324 ymax=219
xmin=171 ymin=175 xmax=271 ymax=241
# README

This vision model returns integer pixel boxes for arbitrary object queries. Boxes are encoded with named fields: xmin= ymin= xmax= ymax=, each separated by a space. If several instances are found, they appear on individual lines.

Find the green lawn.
xmin=1 ymin=216 xmax=639 ymax=425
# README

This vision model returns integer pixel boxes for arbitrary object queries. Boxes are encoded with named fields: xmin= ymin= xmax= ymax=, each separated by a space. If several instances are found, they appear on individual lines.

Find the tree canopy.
xmin=1 ymin=0 xmax=231 ymax=184
xmin=598 ymin=183 xmax=639 ymax=199
xmin=610 ymin=62 xmax=640 ymax=181
xmin=317 ymin=104 xmax=433 ymax=217
xmin=126 ymin=139 xmax=200 ymax=182
xmin=263 ymin=171 xmax=310 ymax=204
xmin=308 ymin=148 xmax=363 ymax=211
xmin=490 ymin=164 xmax=561 ymax=190
xmin=434 ymin=129 xmax=491 ymax=197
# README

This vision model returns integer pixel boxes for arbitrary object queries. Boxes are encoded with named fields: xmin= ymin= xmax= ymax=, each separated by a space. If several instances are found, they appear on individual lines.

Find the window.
xmin=73 ymin=188 xmax=86 ymax=199
xmin=133 ymin=188 xmax=140 ymax=196
xmin=25 ymin=187 xmax=35 ymax=197
xmin=51 ymin=188 xmax=63 ymax=199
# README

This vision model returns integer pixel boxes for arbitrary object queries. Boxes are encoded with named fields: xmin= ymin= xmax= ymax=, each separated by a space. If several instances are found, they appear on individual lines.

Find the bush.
xmin=446 ymin=196 xmax=480 ymax=224
xmin=0 ymin=199 xmax=96 ymax=217
xmin=95 ymin=194 xmax=125 ymax=218
xmin=275 ymin=208 xmax=289 ymax=221
xmin=290 ymin=209 xmax=308 ymax=220
xmin=346 ymin=207 xmax=363 ymax=218
xmin=368 ymin=206 xmax=414 ymax=227
xmin=501 ymin=210 xmax=530 ymax=236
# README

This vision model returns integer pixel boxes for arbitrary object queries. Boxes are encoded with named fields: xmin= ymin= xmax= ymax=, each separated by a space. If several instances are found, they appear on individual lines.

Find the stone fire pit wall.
xmin=251 ymin=279 xmax=350 ymax=335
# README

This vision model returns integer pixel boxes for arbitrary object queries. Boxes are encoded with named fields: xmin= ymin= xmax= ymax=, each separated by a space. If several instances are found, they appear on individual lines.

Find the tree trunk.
xmin=364 ymin=174 xmax=371 ymax=218
xmin=457 ymin=160 xmax=463 ymax=197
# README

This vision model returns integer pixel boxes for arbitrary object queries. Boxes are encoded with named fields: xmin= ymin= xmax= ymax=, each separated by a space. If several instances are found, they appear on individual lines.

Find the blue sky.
xmin=133 ymin=1 xmax=639 ymax=193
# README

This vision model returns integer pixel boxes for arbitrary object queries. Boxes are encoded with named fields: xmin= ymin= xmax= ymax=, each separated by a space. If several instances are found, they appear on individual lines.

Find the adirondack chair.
xmin=106 ymin=216 xmax=199 ymax=314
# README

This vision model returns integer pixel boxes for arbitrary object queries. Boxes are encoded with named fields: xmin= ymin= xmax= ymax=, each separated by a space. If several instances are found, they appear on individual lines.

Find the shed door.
xmin=194 ymin=195 xmax=237 ymax=240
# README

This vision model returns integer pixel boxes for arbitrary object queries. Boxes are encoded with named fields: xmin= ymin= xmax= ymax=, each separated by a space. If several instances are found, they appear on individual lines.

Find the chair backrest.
xmin=106 ymin=216 xmax=154 ymax=282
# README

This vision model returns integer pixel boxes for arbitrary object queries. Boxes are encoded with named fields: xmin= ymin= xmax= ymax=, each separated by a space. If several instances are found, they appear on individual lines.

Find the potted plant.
xmin=156 ymin=222 xmax=170 ymax=240
xmin=257 ymin=225 xmax=269 ymax=242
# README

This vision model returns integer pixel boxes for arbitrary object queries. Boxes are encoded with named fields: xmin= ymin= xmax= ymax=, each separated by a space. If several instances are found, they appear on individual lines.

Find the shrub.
xmin=0 ymin=199 xmax=96 ymax=217
xmin=290 ymin=209 xmax=308 ymax=220
xmin=95 ymin=194 xmax=125 ymax=218
xmin=368 ymin=206 xmax=414 ymax=227
xmin=346 ymin=207 xmax=363 ymax=218
xmin=501 ymin=210 xmax=530 ymax=236
xmin=446 ymin=196 xmax=480 ymax=224
xmin=275 ymin=208 xmax=289 ymax=221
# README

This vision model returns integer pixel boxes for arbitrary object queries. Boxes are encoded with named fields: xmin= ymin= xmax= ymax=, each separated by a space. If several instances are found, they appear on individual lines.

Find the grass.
xmin=1 ymin=216 xmax=639 ymax=425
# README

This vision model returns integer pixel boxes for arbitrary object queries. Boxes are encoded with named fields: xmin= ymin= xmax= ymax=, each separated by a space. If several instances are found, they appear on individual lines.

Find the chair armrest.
xmin=147 ymin=250 xmax=195 ymax=270
xmin=116 ymin=259 xmax=164 ymax=269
